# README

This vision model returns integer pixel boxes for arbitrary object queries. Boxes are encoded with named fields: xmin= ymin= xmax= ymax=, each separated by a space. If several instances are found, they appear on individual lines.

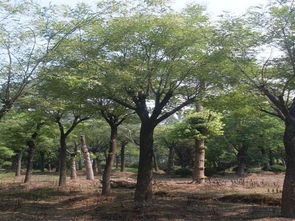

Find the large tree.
xmin=217 ymin=0 xmax=295 ymax=217
xmin=91 ymin=2 xmax=215 ymax=205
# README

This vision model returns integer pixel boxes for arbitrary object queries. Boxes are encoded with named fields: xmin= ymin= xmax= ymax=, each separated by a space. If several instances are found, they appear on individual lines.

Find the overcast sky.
xmin=38 ymin=0 xmax=269 ymax=18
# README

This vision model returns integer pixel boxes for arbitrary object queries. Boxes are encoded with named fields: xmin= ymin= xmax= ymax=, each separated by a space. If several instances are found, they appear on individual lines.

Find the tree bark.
xmin=40 ymin=151 xmax=45 ymax=173
xmin=24 ymin=128 xmax=41 ymax=183
xmin=134 ymin=122 xmax=155 ymax=205
xmin=237 ymin=145 xmax=248 ymax=177
xmin=59 ymin=135 xmax=67 ymax=186
xmin=80 ymin=135 xmax=94 ymax=180
xmin=115 ymin=154 xmax=119 ymax=169
xmin=102 ymin=125 xmax=118 ymax=195
xmin=120 ymin=143 xmax=126 ymax=172
xmin=70 ymin=157 xmax=77 ymax=180
xmin=167 ymin=146 xmax=175 ymax=174
xmin=153 ymin=150 xmax=159 ymax=171
xmin=15 ymin=152 xmax=22 ymax=177
xmin=192 ymin=139 xmax=205 ymax=184
xmin=92 ymin=159 xmax=98 ymax=176
xmin=281 ymin=118 xmax=295 ymax=217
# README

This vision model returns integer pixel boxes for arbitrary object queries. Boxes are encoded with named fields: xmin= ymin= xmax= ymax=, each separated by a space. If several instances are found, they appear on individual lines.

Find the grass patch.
xmin=0 ymin=172 xmax=15 ymax=178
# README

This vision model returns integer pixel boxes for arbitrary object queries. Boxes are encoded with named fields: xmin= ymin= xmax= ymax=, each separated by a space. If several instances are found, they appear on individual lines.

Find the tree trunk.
xmin=115 ymin=154 xmax=119 ymax=169
xmin=269 ymin=149 xmax=275 ymax=166
xmin=120 ymin=144 xmax=126 ymax=172
xmin=281 ymin=119 xmax=295 ymax=217
xmin=192 ymin=139 xmax=205 ymax=184
xmin=78 ymin=159 xmax=83 ymax=170
xmin=92 ymin=159 xmax=98 ymax=176
xmin=153 ymin=150 xmax=159 ymax=171
xmin=15 ymin=152 xmax=22 ymax=177
xmin=80 ymin=135 xmax=94 ymax=180
xmin=40 ymin=151 xmax=45 ymax=173
xmin=237 ymin=145 xmax=247 ymax=177
xmin=102 ymin=125 xmax=118 ymax=195
xmin=97 ymin=157 xmax=102 ymax=174
xmin=260 ymin=146 xmax=270 ymax=170
xmin=24 ymin=139 xmax=36 ymax=183
xmin=134 ymin=122 xmax=155 ymax=205
xmin=70 ymin=157 xmax=77 ymax=179
xmin=59 ymin=136 xmax=67 ymax=186
xmin=48 ymin=163 xmax=52 ymax=172
xmin=167 ymin=146 xmax=175 ymax=174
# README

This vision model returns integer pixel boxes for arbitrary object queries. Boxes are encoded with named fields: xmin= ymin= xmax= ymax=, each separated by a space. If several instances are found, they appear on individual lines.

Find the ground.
xmin=0 ymin=171 xmax=293 ymax=221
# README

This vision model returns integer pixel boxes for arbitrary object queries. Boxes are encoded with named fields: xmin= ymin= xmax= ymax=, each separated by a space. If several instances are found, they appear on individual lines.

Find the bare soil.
xmin=0 ymin=171 xmax=292 ymax=221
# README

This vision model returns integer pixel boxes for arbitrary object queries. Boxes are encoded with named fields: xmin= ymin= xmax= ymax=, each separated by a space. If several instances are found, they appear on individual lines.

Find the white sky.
xmin=38 ymin=0 xmax=269 ymax=18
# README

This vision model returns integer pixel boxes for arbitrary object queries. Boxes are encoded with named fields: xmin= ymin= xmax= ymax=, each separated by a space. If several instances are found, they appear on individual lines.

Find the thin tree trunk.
xmin=92 ymin=159 xmax=98 ymax=176
xmin=15 ymin=152 xmax=22 ymax=177
xmin=59 ymin=136 xmax=67 ymax=186
xmin=97 ymin=157 xmax=102 ymax=174
xmin=102 ymin=125 xmax=118 ymax=195
xmin=167 ymin=146 xmax=175 ymax=174
xmin=134 ymin=122 xmax=155 ymax=205
xmin=70 ymin=157 xmax=77 ymax=179
xmin=24 ymin=129 xmax=40 ymax=183
xmin=153 ymin=150 xmax=159 ymax=171
xmin=40 ymin=151 xmax=45 ymax=173
xmin=120 ymin=143 xmax=126 ymax=172
xmin=81 ymin=135 xmax=94 ymax=180
xmin=115 ymin=154 xmax=119 ymax=169
xmin=281 ymin=119 xmax=295 ymax=217
xmin=192 ymin=139 xmax=205 ymax=184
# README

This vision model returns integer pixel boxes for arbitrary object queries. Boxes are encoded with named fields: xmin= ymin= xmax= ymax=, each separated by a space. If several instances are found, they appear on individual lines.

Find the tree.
xmin=93 ymin=2 xmax=214 ymax=205
xmin=217 ymin=0 xmax=295 ymax=216
xmin=173 ymin=108 xmax=223 ymax=183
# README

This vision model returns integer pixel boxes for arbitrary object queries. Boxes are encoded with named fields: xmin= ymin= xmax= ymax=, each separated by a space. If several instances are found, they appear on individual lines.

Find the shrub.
xmin=269 ymin=164 xmax=285 ymax=172
xmin=174 ymin=168 xmax=192 ymax=177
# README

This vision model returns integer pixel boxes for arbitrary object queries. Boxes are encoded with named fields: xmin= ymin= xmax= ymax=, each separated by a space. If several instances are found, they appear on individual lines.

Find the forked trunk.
xmin=59 ymin=136 xmax=67 ymax=186
xmin=102 ymin=126 xmax=118 ymax=195
xmin=192 ymin=139 xmax=205 ymax=184
xmin=281 ymin=118 xmax=295 ymax=217
xmin=134 ymin=122 xmax=155 ymax=205
xmin=81 ymin=135 xmax=94 ymax=180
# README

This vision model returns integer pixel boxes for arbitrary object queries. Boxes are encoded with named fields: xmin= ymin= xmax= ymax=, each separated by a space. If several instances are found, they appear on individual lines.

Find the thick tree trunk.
xmin=59 ymin=136 xmax=67 ymax=186
xmin=70 ymin=157 xmax=77 ymax=180
xmin=281 ymin=119 xmax=295 ymax=217
xmin=134 ymin=122 xmax=155 ymax=205
xmin=120 ymin=144 xmax=126 ymax=172
xmin=153 ymin=150 xmax=159 ymax=171
xmin=102 ymin=126 xmax=118 ymax=195
xmin=237 ymin=145 xmax=247 ymax=177
xmin=192 ymin=139 xmax=205 ymax=184
xmin=24 ymin=139 xmax=36 ymax=183
xmin=167 ymin=146 xmax=175 ymax=174
xmin=80 ymin=135 xmax=94 ymax=180
xmin=15 ymin=152 xmax=22 ymax=177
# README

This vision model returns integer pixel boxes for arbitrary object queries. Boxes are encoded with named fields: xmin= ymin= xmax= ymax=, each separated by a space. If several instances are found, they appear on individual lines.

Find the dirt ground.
xmin=0 ymin=171 xmax=293 ymax=221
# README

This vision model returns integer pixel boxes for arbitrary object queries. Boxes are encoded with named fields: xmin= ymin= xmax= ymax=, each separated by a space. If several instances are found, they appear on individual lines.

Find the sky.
xmin=38 ymin=0 xmax=269 ymax=18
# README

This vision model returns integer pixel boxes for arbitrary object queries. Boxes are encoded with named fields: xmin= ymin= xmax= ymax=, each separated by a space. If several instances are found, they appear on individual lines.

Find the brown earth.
xmin=0 ymin=171 xmax=292 ymax=221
